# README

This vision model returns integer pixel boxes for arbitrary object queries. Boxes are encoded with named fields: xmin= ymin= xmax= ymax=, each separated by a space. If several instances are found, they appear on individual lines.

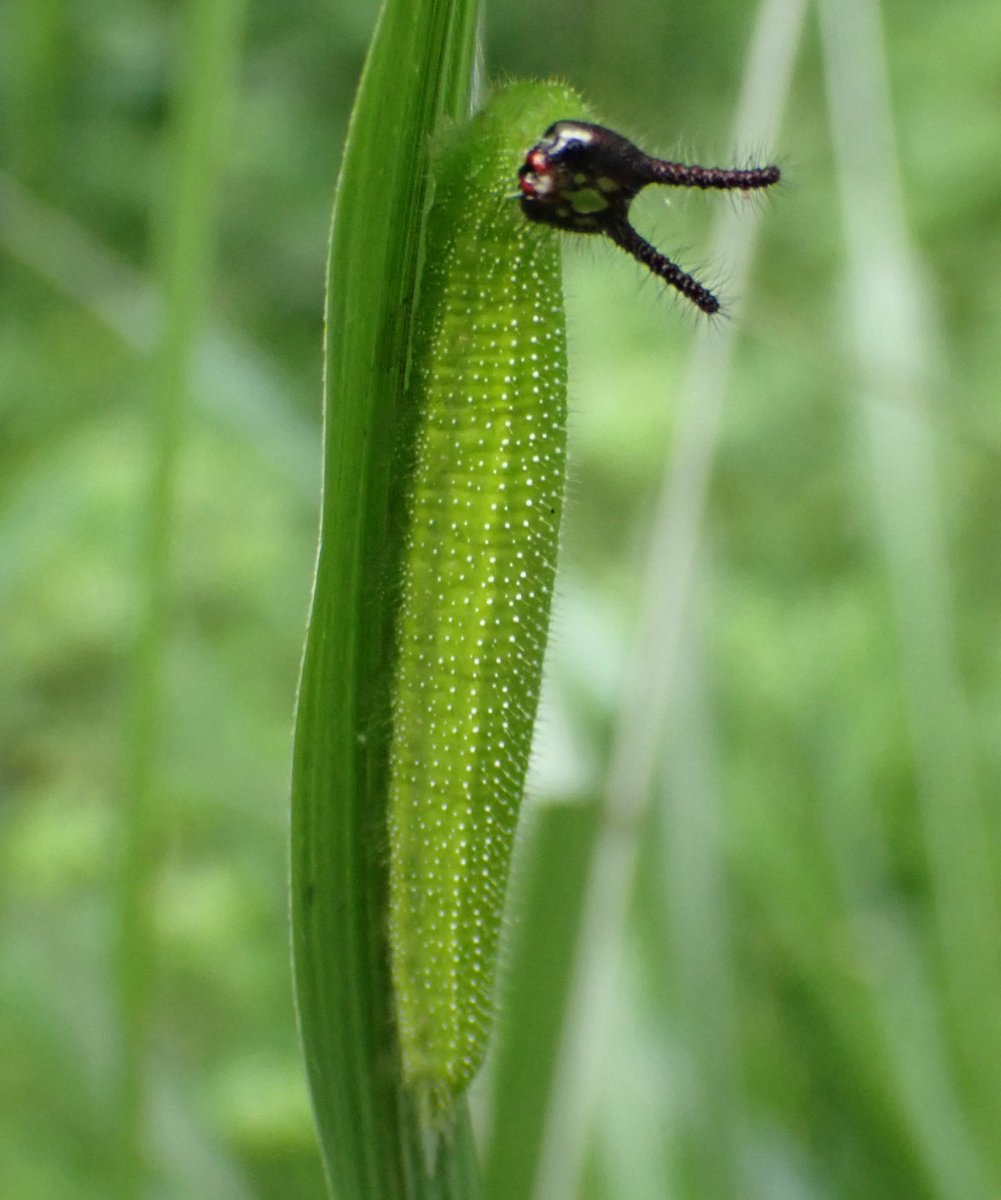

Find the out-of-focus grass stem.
xmin=118 ymin=0 xmax=245 ymax=1193
xmin=6 ymin=0 xmax=66 ymax=185
xmin=531 ymin=2 xmax=807 ymax=1197
xmin=819 ymin=0 xmax=1001 ymax=1173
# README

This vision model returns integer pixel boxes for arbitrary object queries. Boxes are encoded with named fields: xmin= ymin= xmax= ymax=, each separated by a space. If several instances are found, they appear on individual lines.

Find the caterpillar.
xmin=386 ymin=80 xmax=584 ymax=1126
xmin=386 ymin=82 xmax=780 ymax=1126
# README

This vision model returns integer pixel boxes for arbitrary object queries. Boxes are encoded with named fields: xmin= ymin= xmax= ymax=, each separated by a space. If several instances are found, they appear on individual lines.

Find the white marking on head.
xmin=551 ymin=125 xmax=594 ymax=156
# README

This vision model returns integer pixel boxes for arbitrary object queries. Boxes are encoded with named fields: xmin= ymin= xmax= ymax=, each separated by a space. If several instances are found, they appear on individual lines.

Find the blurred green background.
xmin=3 ymin=0 xmax=1000 ymax=1197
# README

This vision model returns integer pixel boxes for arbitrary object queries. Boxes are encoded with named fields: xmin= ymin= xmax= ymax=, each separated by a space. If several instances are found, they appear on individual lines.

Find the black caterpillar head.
xmin=518 ymin=121 xmax=647 ymax=235
xmin=517 ymin=120 xmax=781 ymax=315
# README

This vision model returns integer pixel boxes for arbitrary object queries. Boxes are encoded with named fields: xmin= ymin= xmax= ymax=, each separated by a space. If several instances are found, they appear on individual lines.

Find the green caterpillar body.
xmin=387 ymin=81 xmax=583 ymax=1123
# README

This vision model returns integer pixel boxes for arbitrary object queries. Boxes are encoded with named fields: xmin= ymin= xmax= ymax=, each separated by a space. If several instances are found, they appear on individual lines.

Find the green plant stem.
xmin=118 ymin=0 xmax=245 ymax=1194
xmin=289 ymin=1 xmax=481 ymax=1197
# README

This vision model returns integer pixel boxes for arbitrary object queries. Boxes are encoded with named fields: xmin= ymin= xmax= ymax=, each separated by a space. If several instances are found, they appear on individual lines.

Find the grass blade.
xmin=289 ymin=1 xmax=481 ymax=1196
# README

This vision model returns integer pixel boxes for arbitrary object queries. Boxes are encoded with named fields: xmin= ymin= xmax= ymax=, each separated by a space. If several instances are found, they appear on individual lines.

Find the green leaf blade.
xmin=290 ymin=1 xmax=481 ymax=1197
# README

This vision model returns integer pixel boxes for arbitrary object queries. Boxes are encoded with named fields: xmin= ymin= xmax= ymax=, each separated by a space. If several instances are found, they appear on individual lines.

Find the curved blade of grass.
xmin=289 ymin=1 xmax=481 ymax=1197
